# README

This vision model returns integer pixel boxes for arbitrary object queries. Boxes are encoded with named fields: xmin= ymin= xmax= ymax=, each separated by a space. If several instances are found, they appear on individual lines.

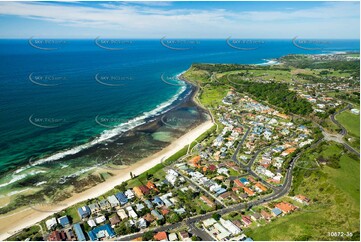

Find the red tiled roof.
xmin=243 ymin=187 xmax=255 ymax=196
xmin=275 ymin=202 xmax=297 ymax=213
xmin=154 ymin=232 xmax=167 ymax=241
xmin=234 ymin=179 xmax=245 ymax=187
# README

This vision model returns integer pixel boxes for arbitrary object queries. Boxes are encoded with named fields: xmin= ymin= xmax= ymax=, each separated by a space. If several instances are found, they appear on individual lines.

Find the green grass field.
xmin=336 ymin=111 xmax=360 ymax=137
xmin=245 ymin=142 xmax=360 ymax=241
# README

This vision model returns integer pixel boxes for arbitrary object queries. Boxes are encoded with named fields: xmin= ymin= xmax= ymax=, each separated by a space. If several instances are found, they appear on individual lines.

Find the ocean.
xmin=0 ymin=39 xmax=359 ymax=200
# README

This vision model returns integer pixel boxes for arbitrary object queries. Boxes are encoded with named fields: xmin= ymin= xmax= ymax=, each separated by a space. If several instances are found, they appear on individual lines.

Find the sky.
xmin=0 ymin=1 xmax=359 ymax=39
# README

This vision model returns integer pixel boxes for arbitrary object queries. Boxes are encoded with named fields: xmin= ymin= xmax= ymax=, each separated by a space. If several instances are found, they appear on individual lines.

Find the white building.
xmin=107 ymin=195 xmax=120 ymax=207
xmin=45 ymin=218 xmax=57 ymax=230
xmin=125 ymin=189 xmax=135 ymax=199
xmin=220 ymin=218 xmax=241 ymax=235
xmin=126 ymin=206 xmax=138 ymax=219
xmin=117 ymin=209 xmax=128 ymax=220
xmin=95 ymin=215 xmax=106 ymax=224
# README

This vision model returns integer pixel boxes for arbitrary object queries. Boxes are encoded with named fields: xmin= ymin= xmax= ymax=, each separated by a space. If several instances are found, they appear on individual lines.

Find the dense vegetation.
xmin=234 ymin=80 xmax=313 ymax=115
xmin=246 ymin=142 xmax=360 ymax=241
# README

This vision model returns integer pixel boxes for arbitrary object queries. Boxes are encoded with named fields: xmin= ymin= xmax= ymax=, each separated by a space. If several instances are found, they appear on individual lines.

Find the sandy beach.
xmin=0 ymin=119 xmax=213 ymax=240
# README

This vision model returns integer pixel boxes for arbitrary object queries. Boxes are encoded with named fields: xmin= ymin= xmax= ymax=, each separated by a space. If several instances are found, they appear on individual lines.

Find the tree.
xmin=142 ymin=231 xmax=154 ymax=241
xmin=212 ymin=213 xmax=221 ymax=221
xmin=191 ymin=236 xmax=200 ymax=241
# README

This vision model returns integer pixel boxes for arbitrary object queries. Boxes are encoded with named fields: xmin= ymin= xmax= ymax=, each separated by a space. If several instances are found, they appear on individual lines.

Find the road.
xmin=231 ymin=131 xmax=280 ymax=191
xmin=231 ymin=126 xmax=251 ymax=164
xmin=169 ymin=166 xmax=227 ymax=208
xmin=118 ymin=142 xmax=304 ymax=241
xmin=327 ymin=104 xmax=359 ymax=156
xmin=330 ymin=104 xmax=351 ymax=136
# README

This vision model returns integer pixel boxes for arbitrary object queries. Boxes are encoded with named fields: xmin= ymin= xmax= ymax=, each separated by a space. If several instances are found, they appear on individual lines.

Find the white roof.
xmin=107 ymin=195 xmax=120 ymax=206
xmin=95 ymin=215 xmax=106 ymax=224
xmin=45 ymin=218 xmax=57 ymax=230
xmin=220 ymin=218 xmax=241 ymax=235
xmin=117 ymin=209 xmax=128 ymax=219
xmin=203 ymin=218 xmax=217 ymax=227
xmin=169 ymin=233 xmax=178 ymax=241
xmin=87 ymin=219 xmax=96 ymax=227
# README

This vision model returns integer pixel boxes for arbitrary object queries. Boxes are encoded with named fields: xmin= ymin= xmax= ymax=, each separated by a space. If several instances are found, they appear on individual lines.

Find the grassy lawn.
xmin=245 ymin=142 xmax=360 ymax=241
xmin=229 ymin=168 xmax=241 ymax=177
xmin=199 ymin=84 xmax=228 ymax=107
xmin=126 ymin=163 xmax=165 ymax=189
xmin=336 ymin=110 xmax=360 ymax=137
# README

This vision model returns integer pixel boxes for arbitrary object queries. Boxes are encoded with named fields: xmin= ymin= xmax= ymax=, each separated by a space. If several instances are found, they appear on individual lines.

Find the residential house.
xmin=77 ymin=206 xmax=91 ymax=219
xmin=45 ymin=218 xmax=57 ymax=230
xmin=47 ymin=231 xmax=61 ymax=241
xmin=234 ymin=179 xmax=245 ymax=188
xmin=202 ymin=218 xmax=217 ymax=228
xmin=87 ymin=219 xmax=96 ymax=227
xmin=95 ymin=215 xmax=106 ymax=224
xmin=254 ymin=183 xmax=267 ymax=193
xmin=294 ymin=195 xmax=310 ymax=205
xmin=151 ymin=210 xmax=164 ymax=220
xmin=133 ymin=186 xmax=144 ymax=198
xmin=200 ymin=195 xmax=215 ymax=208
xmin=115 ymin=192 xmax=128 ymax=205
xmin=139 ymin=185 xmax=150 ymax=195
xmin=125 ymin=189 xmax=135 ymax=200
xmin=109 ymin=214 xmax=121 ymax=227
xmin=260 ymin=210 xmax=272 ymax=220
xmin=99 ymin=199 xmax=111 ymax=210
xmin=219 ymin=218 xmax=241 ymax=235
xmin=243 ymin=187 xmax=255 ymax=196
xmin=117 ymin=209 xmax=128 ymax=220
xmin=146 ymin=181 xmax=159 ymax=192
xmin=271 ymin=208 xmax=282 ymax=217
xmin=143 ymin=213 xmax=155 ymax=223
xmin=107 ymin=195 xmax=120 ymax=207
xmin=231 ymin=220 xmax=243 ymax=230
xmin=87 ymin=224 xmax=115 ymax=241
xmin=58 ymin=215 xmax=70 ymax=228
xmin=144 ymin=199 xmax=153 ymax=209
xmin=241 ymin=215 xmax=252 ymax=227
xmin=135 ymin=203 xmax=145 ymax=212
xmin=251 ymin=213 xmax=261 ymax=221
xmin=126 ymin=206 xmax=138 ymax=219
xmin=275 ymin=202 xmax=297 ymax=214
xmin=137 ymin=218 xmax=147 ymax=229
xmin=219 ymin=191 xmax=239 ymax=202
xmin=214 ymin=223 xmax=231 ymax=240
xmin=73 ymin=223 xmax=86 ymax=241
xmin=88 ymin=203 xmax=100 ymax=214
xmin=179 ymin=231 xmax=190 ymax=241
xmin=168 ymin=233 xmax=178 ymax=241
xmin=153 ymin=196 xmax=165 ymax=207
xmin=174 ymin=208 xmax=186 ymax=215
xmin=154 ymin=231 xmax=168 ymax=241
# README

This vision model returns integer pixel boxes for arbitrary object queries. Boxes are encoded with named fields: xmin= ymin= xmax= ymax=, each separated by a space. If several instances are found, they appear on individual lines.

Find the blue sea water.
xmin=0 ymin=39 xmax=359 ymax=182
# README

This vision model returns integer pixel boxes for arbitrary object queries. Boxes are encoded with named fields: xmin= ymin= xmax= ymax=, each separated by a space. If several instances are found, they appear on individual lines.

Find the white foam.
xmin=35 ymin=181 xmax=47 ymax=186
xmin=7 ymin=188 xmax=31 ymax=196
xmin=257 ymin=59 xmax=280 ymax=66
xmin=0 ymin=170 xmax=46 ymax=188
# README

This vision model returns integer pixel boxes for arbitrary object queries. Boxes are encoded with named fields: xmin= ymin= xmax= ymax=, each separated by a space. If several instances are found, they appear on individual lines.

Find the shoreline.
xmin=0 ymin=74 xmax=214 ymax=240
xmin=0 ymin=120 xmax=214 ymax=240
